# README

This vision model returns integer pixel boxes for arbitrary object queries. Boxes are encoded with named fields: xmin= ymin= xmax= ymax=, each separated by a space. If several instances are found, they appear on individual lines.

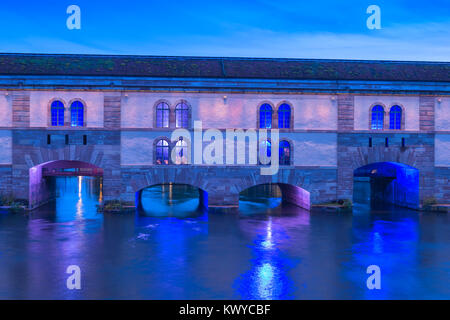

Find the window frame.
xmin=154 ymin=138 xmax=171 ymax=165
xmin=277 ymin=102 xmax=292 ymax=129
xmin=50 ymin=100 xmax=65 ymax=127
xmin=370 ymin=104 xmax=385 ymax=130
xmin=175 ymin=101 xmax=190 ymax=128
xmin=389 ymin=105 xmax=403 ymax=130
xmin=258 ymin=103 xmax=273 ymax=129
xmin=69 ymin=100 xmax=86 ymax=127
xmin=279 ymin=140 xmax=292 ymax=166
xmin=155 ymin=101 xmax=171 ymax=128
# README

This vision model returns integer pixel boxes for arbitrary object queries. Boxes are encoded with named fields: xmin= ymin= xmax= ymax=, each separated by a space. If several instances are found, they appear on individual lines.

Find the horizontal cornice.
xmin=0 ymin=76 xmax=449 ymax=95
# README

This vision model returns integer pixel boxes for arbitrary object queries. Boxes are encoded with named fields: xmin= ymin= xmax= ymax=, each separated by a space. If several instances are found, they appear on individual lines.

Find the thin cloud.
xmin=0 ymin=21 xmax=448 ymax=62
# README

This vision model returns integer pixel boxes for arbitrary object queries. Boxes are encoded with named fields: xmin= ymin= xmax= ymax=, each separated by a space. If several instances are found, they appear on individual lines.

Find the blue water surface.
xmin=0 ymin=178 xmax=449 ymax=299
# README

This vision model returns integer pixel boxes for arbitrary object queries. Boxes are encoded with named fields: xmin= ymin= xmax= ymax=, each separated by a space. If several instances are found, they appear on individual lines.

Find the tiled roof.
xmin=0 ymin=53 xmax=449 ymax=82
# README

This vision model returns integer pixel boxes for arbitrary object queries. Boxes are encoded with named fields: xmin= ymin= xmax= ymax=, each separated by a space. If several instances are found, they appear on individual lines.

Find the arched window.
xmin=279 ymin=140 xmax=291 ymax=165
xmin=155 ymin=139 xmax=170 ymax=165
xmin=175 ymin=102 xmax=189 ymax=128
xmin=389 ymin=105 xmax=402 ymax=130
xmin=259 ymin=104 xmax=272 ymax=129
xmin=174 ymin=138 xmax=188 ymax=165
xmin=51 ymin=100 xmax=64 ymax=126
xmin=259 ymin=140 xmax=271 ymax=164
xmin=278 ymin=103 xmax=291 ymax=129
xmin=371 ymin=105 xmax=384 ymax=130
xmin=156 ymin=102 xmax=170 ymax=128
xmin=70 ymin=101 xmax=84 ymax=127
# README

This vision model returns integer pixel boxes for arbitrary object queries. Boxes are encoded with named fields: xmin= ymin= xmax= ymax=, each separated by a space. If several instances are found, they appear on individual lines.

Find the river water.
xmin=0 ymin=177 xmax=449 ymax=300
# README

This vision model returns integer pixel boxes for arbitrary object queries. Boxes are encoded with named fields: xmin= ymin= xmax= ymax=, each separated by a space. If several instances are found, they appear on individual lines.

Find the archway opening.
xmin=137 ymin=183 xmax=208 ymax=218
xmin=29 ymin=160 xmax=103 ymax=219
xmin=353 ymin=162 xmax=419 ymax=209
xmin=239 ymin=183 xmax=310 ymax=214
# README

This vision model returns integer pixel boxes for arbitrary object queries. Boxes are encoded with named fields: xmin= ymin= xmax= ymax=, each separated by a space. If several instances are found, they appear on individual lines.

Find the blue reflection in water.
xmin=0 ymin=176 xmax=449 ymax=299
xmin=234 ymin=217 xmax=296 ymax=300
xmin=239 ymin=184 xmax=283 ymax=215
xmin=53 ymin=176 xmax=102 ymax=222
xmin=132 ymin=211 xmax=209 ymax=299
xmin=346 ymin=203 xmax=420 ymax=299
xmin=239 ymin=198 xmax=282 ymax=214
xmin=140 ymin=184 xmax=204 ymax=218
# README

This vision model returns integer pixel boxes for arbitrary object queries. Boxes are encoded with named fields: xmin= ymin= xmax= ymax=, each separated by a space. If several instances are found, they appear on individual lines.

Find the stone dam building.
xmin=0 ymin=53 xmax=448 ymax=210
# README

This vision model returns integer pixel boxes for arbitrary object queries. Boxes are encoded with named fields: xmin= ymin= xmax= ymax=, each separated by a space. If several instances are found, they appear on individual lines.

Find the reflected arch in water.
xmin=353 ymin=161 xmax=419 ymax=209
xmin=239 ymin=183 xmax=310 ymax=214
xmin=137 ymin=183 xmax=208 ymax=217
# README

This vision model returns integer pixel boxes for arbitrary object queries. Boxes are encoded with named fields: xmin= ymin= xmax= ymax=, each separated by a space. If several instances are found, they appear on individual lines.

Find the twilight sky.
xmin=0 ymin=0 xmax=449 ymax=61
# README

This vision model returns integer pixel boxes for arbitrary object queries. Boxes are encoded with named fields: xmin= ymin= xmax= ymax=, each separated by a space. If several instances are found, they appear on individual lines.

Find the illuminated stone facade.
xmin=0 ymin=54 xmax=448 ymax=209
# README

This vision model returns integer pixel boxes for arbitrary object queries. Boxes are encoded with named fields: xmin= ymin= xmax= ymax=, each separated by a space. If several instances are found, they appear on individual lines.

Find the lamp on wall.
xmin=223 ymin=95 xmax=228 ymax=105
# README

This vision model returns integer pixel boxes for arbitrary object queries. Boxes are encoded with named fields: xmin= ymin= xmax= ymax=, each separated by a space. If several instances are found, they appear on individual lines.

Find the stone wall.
xmin=419 ymin=96 xmax=435 ymax=131
xmin=120 ymin=165 xmax=337 ymax=207
xmin=0 ymin=89 xmax=446 ymax=210
xmin=29 ymin=91 xmax=104 ymax=128
xmin=0 ymin=165 xmax=12 ymax=197
xmin=12 ymin=92 xmax=30 ymax=128
xmin=11 ymin=129 xmax=121 ymax=207
xmin=337 ymin=132 xmax=435 ymax=206
xmin=104 ymin=95 xmax=121 ymax=129
xmin=338 ymin=95 xmax=354 ymax=131
xmin=435 ymin=167 xmax=450 ymax=202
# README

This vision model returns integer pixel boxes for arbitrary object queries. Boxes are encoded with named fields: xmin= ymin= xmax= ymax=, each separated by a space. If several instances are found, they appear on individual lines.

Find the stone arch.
xmin=235 ymin=169 xmax=311 ymax=195
xmin=23 ymin=144 xmax=106 ymax=170
xmin=347 ymin=146 xmax=418 ymax=171
xmin=132 ymin=169 xmax=209 ymax=209
xmin=28 ymin=159 xmax=104 ymax=209
xmin=137 ymin=182 xmax=209 ymax=212
xmin=47 ymin=98 xmax=67 ymax=127
xmin=353 ymin=161 xmax=419 ymax=209
xmin=130 ymin=167 xmax=209 ymax=196
xmin=238 ymin=181 xmax=310 ymax=210
xmin=368 ymin=102 xmax=387 ymax=130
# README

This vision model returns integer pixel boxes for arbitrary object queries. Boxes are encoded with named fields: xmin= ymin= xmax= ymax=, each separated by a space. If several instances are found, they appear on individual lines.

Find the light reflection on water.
xmin=0 ymin=178 xmax=449 ymax=299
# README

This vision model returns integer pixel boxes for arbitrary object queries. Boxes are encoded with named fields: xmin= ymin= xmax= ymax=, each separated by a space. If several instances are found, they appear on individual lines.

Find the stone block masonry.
xmin=120 ymin=166 xmax=337 ymax=208
xmin=11 ymin=129 xmax=121 ymax=207
xmin=435 ymin=167 xmax=450 ymax=203
xmin=338 ymin=95 xmax=354 ymax=132
xmin=12 ymin=92 xmax=30 ymax=128
xmin=419 ymin=96 xmax=435 ymax=131
xmin=104 ymin=95 xmax=121 ymax=129
xmin=337 ymin=132 xmax=436 ymax=206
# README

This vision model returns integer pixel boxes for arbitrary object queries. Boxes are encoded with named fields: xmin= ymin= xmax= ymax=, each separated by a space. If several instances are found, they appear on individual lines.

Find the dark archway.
xmin=29 ymin=160 xmax=103 ymax=209
xmin=353 ymin=162 xmax=419 ymax=209
xmin=239 ymin=183 xmax=310 ymax=211
xmin=136 ymin=183 xmax=208 ymax=217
